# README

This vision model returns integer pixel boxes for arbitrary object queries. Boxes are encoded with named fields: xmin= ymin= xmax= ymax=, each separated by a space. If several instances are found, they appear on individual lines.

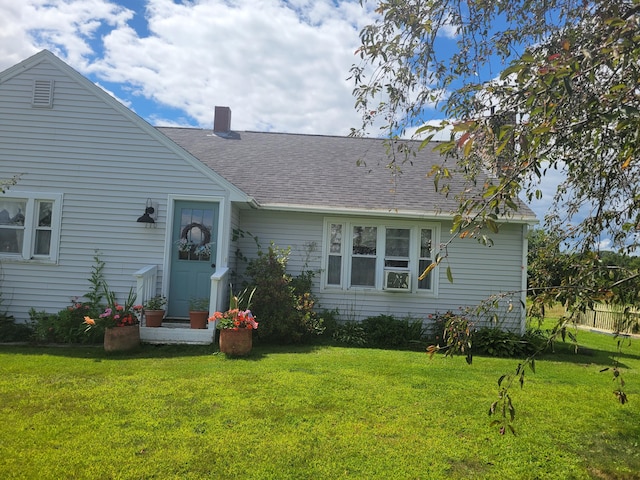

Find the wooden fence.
xmin=574 ymin=303 xmax=640 ymax=334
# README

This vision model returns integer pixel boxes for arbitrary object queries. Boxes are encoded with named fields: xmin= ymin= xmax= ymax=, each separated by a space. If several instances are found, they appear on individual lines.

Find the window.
xmin=0 ymin=193 xmax=61 ymax=261
xmin=418 ymin=229 xmax=433 ymax=290
xmin=327 ymin=223 xmax=343 ymax=285
xmin=323 ymin=219 xmax=438 ymax=293
xmin=351 ymin=226 xmax=377 ymax=286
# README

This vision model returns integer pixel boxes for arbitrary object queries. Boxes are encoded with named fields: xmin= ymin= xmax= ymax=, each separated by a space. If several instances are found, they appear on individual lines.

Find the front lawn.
xmin=0 ymin=329 xmax=638 ymax=479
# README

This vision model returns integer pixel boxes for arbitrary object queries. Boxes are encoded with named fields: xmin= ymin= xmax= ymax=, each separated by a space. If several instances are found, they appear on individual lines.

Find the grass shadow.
xmin=0 ymin=341 xmax=333 ymax=361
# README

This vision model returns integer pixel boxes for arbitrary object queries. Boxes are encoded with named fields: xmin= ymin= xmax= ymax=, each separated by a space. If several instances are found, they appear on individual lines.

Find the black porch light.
xmin=137 ymin=199 xmax=156 ymax=224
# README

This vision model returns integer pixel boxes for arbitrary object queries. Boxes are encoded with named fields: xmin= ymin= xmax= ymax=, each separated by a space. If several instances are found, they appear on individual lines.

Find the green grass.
xmin=0 ymin=330 xmax=639 ymax=479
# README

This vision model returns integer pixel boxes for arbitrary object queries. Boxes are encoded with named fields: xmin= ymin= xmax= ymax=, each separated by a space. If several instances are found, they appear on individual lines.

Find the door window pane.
xmin=178 ymin=208 xmax=214 ymax=261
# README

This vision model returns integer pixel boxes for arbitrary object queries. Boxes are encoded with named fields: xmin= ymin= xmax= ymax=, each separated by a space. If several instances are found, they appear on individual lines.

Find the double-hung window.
xmin=0 ymin=193 xmax=62 ymax=262
xmin=323 ymin=219 xmax=438 ymax=294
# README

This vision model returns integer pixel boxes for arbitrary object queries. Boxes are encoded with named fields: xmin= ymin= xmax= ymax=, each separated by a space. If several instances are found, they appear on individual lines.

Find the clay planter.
xmin=219 ymin=328 xmax=253 ymax=356
xmin=144 ymin=310 xmax=165 ymax=328
xmin=189 ymin=311 xmax=208 ymax=329
xmin=103 ymin=325 xmax=140 ymax=352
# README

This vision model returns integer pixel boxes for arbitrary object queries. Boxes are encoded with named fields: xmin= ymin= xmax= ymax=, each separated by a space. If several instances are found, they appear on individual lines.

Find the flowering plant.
xmin=144 ymin=294 xmax=167 ymax=311
xmin=83 ymin=287 xmax=142 ymax=331
xmin=209 ymin=288 xmax=258 ymax=330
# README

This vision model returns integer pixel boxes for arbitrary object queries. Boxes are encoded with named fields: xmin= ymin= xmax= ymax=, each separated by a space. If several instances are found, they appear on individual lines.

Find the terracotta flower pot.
xmin=219 ymin=328 xmax=253 ymax=356
xmin=189 ymin=311 xmax=208 ymax=329
xmin=144 ymin=309 xmax=164 ymax=328
xmin=104 ymin=325 xmax=140 ymax=352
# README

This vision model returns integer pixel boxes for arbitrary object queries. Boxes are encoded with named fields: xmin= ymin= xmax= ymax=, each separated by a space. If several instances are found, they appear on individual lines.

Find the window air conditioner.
xmin=383 ymin=269 xmax=411 ymax=291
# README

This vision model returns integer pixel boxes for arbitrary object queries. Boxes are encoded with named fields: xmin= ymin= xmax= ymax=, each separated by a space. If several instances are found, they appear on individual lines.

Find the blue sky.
xmin=0 ymin=0 xmax=561 ymax=224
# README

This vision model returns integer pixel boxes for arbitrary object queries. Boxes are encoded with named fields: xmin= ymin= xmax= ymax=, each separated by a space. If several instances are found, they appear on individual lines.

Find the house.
xmin=0 ymin=50 xmax=537 ymax=344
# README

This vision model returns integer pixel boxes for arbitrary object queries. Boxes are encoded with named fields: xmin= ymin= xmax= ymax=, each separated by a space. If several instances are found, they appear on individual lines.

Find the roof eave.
xmin=253 ymin=202 xmax=538 ymax=223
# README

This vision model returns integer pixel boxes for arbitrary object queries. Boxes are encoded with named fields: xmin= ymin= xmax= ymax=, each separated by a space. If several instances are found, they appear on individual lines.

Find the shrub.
xmin=30 ymin=300 xmax=103 ymax=344
xmin=318 ymin=308 xmax=340 ymax=339
xmin=333 ymin=321 xmax=367 ymax=346
xmin=471 ymin=327 xmax=551 ymax=358
xmin=0 ymin=312 xmax=32 ymax=342
xmin=428 ymin=310 xmax=551 ymax=359
xmin=245 ymin=244 xmax=323 ymax=343
xmin=360 ymin=314 xmax=426 ymax=349
xmin=472 ymin=327 xmax=521 ymax=357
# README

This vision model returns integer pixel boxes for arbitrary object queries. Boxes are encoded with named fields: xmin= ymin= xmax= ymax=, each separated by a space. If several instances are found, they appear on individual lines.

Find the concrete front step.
xmin=140 ymin=322 xmax=216 ymax=345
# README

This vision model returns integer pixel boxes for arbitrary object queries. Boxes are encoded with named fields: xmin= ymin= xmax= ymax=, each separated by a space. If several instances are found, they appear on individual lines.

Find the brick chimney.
xmin=213 ymin=106 xmax=231 ymax=133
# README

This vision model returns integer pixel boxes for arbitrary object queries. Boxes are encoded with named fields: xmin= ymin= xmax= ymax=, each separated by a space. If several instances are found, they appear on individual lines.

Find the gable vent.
xmin=32 ymin=79 xmax=54 ymax=108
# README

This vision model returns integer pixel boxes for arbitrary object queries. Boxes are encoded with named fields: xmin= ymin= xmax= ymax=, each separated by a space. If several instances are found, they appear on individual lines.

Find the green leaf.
xmin=508 ymin=397 xmax=516 ymax=421
xmin=486 ymin=218 xmax=499 ymax=234
xmin=500 ymin=63 xmax=524 ymax=79
xmin=520 ymin=52 xmax=535 ymax=63
xmin=532 ymin=125 xmax=552 ymax=134
xmin=446 ymin=266 xmax=454 ymax=283
xmin=463 ymin=136 xmax=474 ymax=156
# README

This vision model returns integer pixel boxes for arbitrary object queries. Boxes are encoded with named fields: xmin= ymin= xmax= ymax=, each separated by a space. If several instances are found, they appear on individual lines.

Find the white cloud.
xmin=0 ymin=0 xmax=133 ymax=68
xmin=0 ymin=0 xmax=378 ymax=136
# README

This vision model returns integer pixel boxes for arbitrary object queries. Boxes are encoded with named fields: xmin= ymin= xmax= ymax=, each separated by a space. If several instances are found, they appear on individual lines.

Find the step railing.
xmin=134 ymin=265 xmax=158 ymax=307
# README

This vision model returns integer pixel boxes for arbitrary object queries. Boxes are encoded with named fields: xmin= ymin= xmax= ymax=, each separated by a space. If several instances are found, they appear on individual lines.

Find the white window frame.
xmin=0 ymin=192 xmax=62 ymax=262
xmin=321 ymin=218 xmax=439 ymax=295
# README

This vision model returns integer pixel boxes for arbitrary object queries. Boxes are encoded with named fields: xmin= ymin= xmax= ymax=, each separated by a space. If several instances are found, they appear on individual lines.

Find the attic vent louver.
xmin=32 ymin=79 xmax=54 ymax=108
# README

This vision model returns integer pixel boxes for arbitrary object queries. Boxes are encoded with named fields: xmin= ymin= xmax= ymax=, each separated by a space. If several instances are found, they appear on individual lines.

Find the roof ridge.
xmin=157 ymin=126 xmax=441 ymax=144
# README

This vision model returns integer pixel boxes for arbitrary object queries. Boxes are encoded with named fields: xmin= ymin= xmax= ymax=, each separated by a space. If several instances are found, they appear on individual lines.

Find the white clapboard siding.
xmin=237 ymin=209 xmax=526 ymax=330
xmin=0 ymin=53 xmax=238 ymax=323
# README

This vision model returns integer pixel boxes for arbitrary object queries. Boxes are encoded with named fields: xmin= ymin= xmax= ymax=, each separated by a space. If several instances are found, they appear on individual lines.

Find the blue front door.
xmin=168 ymin=200 xmax=219 ymax=318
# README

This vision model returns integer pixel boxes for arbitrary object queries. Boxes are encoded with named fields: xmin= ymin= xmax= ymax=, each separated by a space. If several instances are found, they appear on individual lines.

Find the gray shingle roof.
xmin=157 ymin=127 xmax=536 ymax=221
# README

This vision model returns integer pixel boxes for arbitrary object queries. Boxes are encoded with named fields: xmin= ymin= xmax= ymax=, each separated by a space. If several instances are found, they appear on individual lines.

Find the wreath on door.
xmin=177 ymin=223 xmax=212 ymax=256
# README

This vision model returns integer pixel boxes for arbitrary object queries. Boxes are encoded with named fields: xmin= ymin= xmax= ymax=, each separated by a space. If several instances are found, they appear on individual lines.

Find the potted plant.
xmin=188 ymin=297 xmax=209 ymax=329
xmin=83 ymin=287 xmax=142 ymax=351
xmin=209 ymin=288 xmax=258 ymax=356
xmin=143 ymin=294 xmax=167 ymax=328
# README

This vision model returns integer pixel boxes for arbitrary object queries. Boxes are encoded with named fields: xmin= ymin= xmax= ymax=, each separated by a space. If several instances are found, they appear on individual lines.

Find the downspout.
xmin=520 ymin=223 xmax=530 ymax=335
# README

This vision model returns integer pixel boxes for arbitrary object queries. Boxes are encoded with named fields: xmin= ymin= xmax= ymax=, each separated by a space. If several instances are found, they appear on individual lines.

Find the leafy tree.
xmin=527 ymin=229 xmax=568 ymax=298
xmin=352 ymin=0 xmax=640 ymax=432
xmin=352 ymin=0 xmax=639 ymax=256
